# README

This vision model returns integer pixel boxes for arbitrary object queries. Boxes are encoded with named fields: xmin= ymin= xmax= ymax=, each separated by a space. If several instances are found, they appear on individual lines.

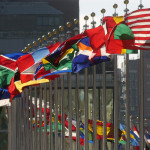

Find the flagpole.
xmin=58 ymin=25 xmax=65 ymax=150
xmin=138 ymin=1 xmax=144 ymax=150
xmin=83 ymin=16 xmax=89 ymax=150
xmin=52 ymin=29 xmax=59 ymax=150
xmin=139 ymin=48 xmax=144 ymax=150
xmin=8 ymin=104 xmax=12 ymax=150
xmin=123 ymin=1 xmax=130 ymax=150
xmin=112 ymin=4 xmax=119 ymax=150
xmin=73 ymin=18 xmax=81 ymax=150
xmin=90 ymin=12 xmax=98 ymax=150
xmin=66 ymin=22 xmax=73 ymax=150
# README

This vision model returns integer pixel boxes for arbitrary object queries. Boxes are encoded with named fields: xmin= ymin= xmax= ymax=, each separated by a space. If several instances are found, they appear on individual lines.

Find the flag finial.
xmin=124 ymin=0 xmax=129 ymax=14
xmin=138 ymin=0 xmax=144 ymax=9
xmin=113 ymin=3 xmax=118 ymax=16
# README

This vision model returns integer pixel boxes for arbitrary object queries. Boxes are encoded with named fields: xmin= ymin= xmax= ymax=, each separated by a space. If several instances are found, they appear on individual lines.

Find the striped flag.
xmin=133 ymin=125 xmax=140 ymax=150
xmin=133 ymin=125 xmax=139 ymax=138
xmin=145 ymin=129 xmax=150 ymax=148
xmin=124 ymin=8 xmax=150 ymax=50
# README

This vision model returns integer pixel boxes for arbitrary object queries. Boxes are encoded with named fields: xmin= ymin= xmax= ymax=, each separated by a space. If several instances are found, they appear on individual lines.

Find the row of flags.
xmin=0 ymin=8 xmax=150 ymax=100
xmin=31 ymin=110 xmax=150 ymax=148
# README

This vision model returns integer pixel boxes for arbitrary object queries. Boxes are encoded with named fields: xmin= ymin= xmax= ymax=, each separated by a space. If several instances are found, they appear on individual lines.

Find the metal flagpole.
xmin=114 ymin=55 xmax=119 ymax=150
xmin=59 ymin=25 xmax=65 ymax=150
xmin=139 ymin=49 xmax=144 ymax=149
xmin=34 ymin=86 xmax=38 ymax=150
xmin=39 ymin=84 xmax=42 ymax=150
xmin=29 ymin=86 xmax=33 ymax=150
xmin=102 ymin=62 xmax=107 ymax=150
xmin=26 ymin=88 xmax=29 ymax=150
xmin=90 ymin=12 xmax=98 ymax=150
xmin=49 ymin=81 xmax=53 ymax=150
xmin=124 ymin=1 xmax=130 ymax=150
xmin=23 ymin=90 xmax=26 ymax=150
xmin=66 ymin=22 xmax=73 ymax=150
xmin=8 ymin=104 xmax=12 ymax=150
xmin=101 ymin=8 xmax=107 ymax=150
xmin=111 ymin=3 xmax=119 ymax=150
xmin=83 ymin=15 xmax=89 ymax=150
xmin=73 ymin=19 xmax=80 ymax=150
xmin=126 ymin=53 xmax=130 ymax=150
xmin=54 ymin=78 xmax=58 ymax=150
xmin=84 ymin=67 xmax=89 ymax=150
xmin=138 ymin=1 xmax=144 ymax=149
xmin=52 ymin=29 xmax=59 ymax=150
xmin=44 ymin=83 xmax=47 ymax=150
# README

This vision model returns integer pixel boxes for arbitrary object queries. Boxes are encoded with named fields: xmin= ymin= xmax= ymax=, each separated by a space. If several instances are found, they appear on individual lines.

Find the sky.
xmin=79 ymin=0 xmax=150 ymax=67
xmin=79 ymin=0 xmax=150 ymax=31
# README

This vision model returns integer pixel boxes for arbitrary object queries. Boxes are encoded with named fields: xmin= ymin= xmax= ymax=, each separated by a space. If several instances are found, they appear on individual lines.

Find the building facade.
xmin=120 ymin=54 xmax=150 ymax=128
xmin=0 ymin=2 xmax=64 ymax=53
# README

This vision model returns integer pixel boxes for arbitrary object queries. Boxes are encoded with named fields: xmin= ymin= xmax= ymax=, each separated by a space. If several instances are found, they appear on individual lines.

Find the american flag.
xmin=124 ymin=8 xmax=150 ymax=50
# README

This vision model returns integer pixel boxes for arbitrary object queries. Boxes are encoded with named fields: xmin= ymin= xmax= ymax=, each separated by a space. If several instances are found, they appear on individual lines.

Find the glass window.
xmin=37 ymin=17 xmax=52 ymax=26
xmin=43 ymin=17 xmax=49 ymax=26
xmin=48 ymin=17 xmax=54 ymax=25
xmin=54 ymin=17 xmax=60 ymax=25
xmin=37 ymin=17 xmax=42 ymax=26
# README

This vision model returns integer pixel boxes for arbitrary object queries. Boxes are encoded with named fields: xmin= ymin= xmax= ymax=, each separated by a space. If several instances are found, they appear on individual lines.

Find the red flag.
xmin=103 ymin=16 xmax=136 ymax=54
xmin=84 ymin=26 xmax=105 ymax=52
xmin=8 ymin=77 xmax=20 ymax=101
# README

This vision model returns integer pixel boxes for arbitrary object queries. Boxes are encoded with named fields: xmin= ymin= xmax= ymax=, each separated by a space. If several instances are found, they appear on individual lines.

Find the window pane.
xmin=37 ymin=17 xmax=42 ymax=26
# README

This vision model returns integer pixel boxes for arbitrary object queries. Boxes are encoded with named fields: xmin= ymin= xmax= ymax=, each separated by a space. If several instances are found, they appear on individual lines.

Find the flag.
xmin=0 ymin=88 xmax=21 ymax=100
xmin=17 ymin=42 xmax=59 ymax=83
xmin=79 ymin=123 xmax=94 ymax=145
xmin=65 ymin=127 xmax=77 ymax=138
xmin=58 ymin=114 xmax=92 ymax=145
xmin=34 ymin=63 xmax=59 ymax=80
xmin=72 ymin=37 xmax=111 ymax=73
xmin=124 ymin=8 xmax=150 ymax=50
xmin=42 ymin=34 xmax=85 ymax=75
xmin=145 ymin=129 xmax=150 ymax=148
xmin=8 ymin=70 xmax=49 ymax=100
xmin=84 ymin=25 xmax=105 ymax=52
xmin=42 ymin=47 xmax=74 ymax=74
xmin=102 ymin=16 xmax=138 ymax=54
xmin=120 ymin=123 xmax=139 ymax=146
xmin=52 ymin=33 xmax=85 ymax=67
xmin=0 ymin=88 xmax=10 ymax=100
xmin=133 ymin=125 xmax=140 ymax=150
xmin=8 ymin=43 xmax=60 ymax=99
xmin=0 ymin=99 xmax=10 ymax=107
xmin=118 ymin=143 xmax=122 ymax=150
xmin=133 ymin=125 xmax=139 ymax=138
xmin=0 ymin=52 xmax=26 ymax=88
xmin=87 ymin=119 xmax=119 ymax=141
xmin=37 ymin=122 xmax=62 ymax=133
